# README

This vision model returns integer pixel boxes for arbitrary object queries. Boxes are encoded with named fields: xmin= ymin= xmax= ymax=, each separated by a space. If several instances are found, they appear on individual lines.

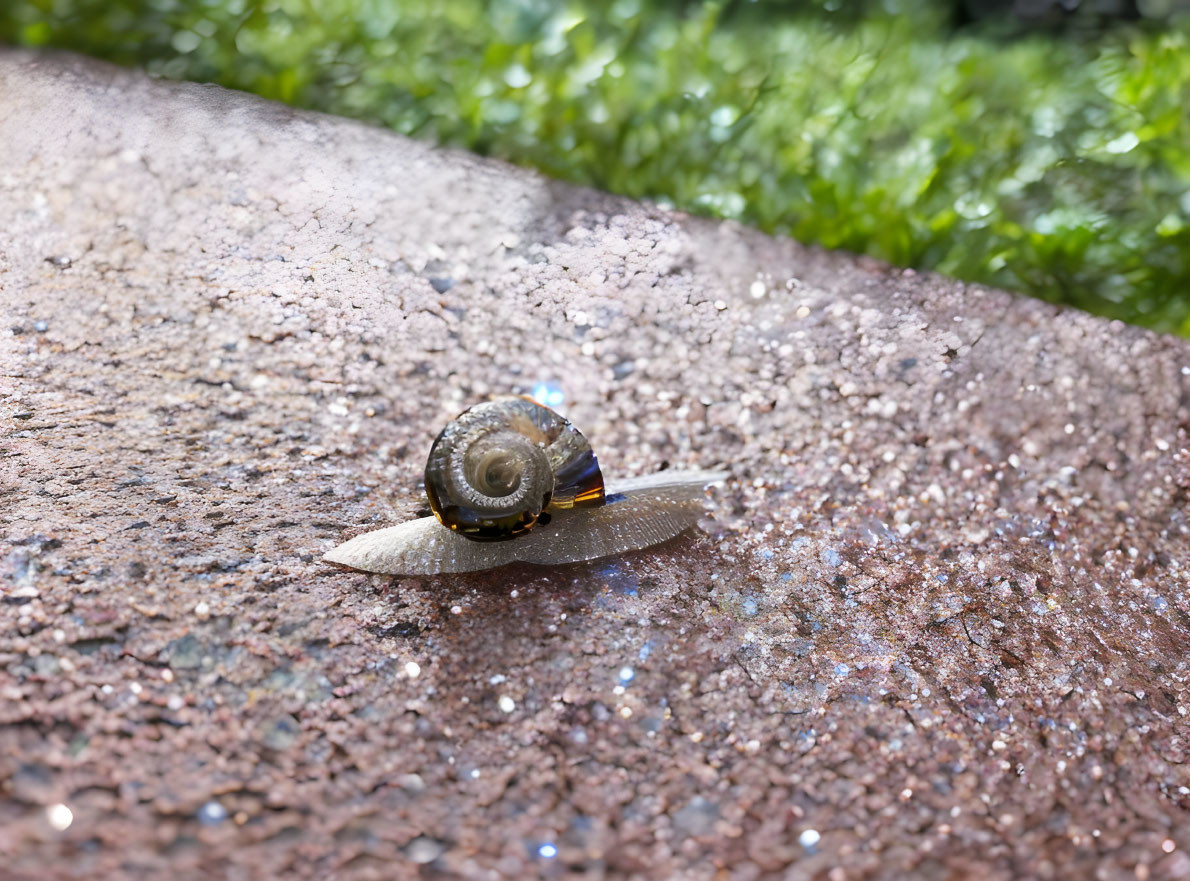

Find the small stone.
xmin=404 ymin=836 xmax=446 ymax=864
xmin=259 ymin=714 xmax=301 ymax=750
xmin=163 ymin=635 xmax=203 ymax=670
xmin=672 ymin=796 xmax=719 ymax=837
xmin=32 ymin=655 xmax=61 ymax=676
xmin=398 ymin=774 xmax=425 ymax=793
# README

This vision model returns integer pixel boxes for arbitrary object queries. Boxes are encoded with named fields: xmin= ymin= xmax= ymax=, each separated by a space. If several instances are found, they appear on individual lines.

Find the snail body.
xmin=324 ymin=397 xmax=726 ymax=576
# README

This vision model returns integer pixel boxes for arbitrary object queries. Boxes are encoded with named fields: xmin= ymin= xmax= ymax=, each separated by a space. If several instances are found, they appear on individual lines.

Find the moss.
xmin=3 ymin=1 xmax=1190 ymax=333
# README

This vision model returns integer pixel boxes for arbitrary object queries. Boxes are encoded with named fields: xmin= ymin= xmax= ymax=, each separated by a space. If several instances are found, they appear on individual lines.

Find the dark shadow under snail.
xmin=323 ymin=396 xmax=727 ymax=575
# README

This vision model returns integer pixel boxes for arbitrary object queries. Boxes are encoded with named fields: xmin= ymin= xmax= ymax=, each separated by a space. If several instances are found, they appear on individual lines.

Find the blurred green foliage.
xmin=3 ymin=1 xmax=1190 ymax=333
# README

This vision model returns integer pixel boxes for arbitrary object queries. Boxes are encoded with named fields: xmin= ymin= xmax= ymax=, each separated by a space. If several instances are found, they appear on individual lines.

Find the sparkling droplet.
xmin=197 ymin=801 xmax=228 ymax=826
xmin=47 ymin=804 xmax=73 ymax=831
xmin=531 ymin=381 xmax=565 ymax=408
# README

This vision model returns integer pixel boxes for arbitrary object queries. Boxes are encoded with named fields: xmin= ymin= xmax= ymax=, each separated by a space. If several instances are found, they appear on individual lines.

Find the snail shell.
xmin=324 ymin=397 xmax=727 ymax=576
xmin=423 ymin=396 xmax=605 ymax=540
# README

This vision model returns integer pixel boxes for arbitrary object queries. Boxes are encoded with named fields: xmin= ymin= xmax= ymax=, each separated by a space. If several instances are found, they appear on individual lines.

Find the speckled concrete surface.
xmin=2 ymin=50 xmax=1189 ymax=881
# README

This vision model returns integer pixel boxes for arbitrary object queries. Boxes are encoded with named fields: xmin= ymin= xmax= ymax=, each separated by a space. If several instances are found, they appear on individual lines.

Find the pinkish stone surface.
xmin=2 ymin=50 xmax=1188 ymax=881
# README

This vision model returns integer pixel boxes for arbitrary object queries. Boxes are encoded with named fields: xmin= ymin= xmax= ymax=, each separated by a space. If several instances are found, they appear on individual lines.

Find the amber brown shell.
xmin=423 ymin=397 xmax=605 ymax=541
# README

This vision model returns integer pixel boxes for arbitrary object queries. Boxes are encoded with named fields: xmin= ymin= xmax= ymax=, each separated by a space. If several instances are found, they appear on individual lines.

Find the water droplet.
xmin=531 ymin=381 xmax=564 ymax=408
xmin=46 ymin=804 xmax=73 ymax=831
xmin=197 ymin=801 xmax=227 ymax=826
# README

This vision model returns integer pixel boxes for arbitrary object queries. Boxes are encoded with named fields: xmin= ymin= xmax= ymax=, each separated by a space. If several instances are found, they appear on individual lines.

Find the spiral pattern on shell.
xmin=423 ymin=397 xmax=605 ymax=541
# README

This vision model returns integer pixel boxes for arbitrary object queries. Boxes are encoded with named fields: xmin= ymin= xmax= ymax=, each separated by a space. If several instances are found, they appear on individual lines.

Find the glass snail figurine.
xmin=323 ymin=396 xmax=727 ymax=575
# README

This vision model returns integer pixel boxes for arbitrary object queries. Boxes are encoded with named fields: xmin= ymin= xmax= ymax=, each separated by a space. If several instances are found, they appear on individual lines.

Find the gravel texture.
xmin=2 ymin=50 xmax=1189 ymax=881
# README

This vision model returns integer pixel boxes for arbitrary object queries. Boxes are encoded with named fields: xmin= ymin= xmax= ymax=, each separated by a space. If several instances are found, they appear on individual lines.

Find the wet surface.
xmin=2 ymin=50 xmax=1189 ymax=880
